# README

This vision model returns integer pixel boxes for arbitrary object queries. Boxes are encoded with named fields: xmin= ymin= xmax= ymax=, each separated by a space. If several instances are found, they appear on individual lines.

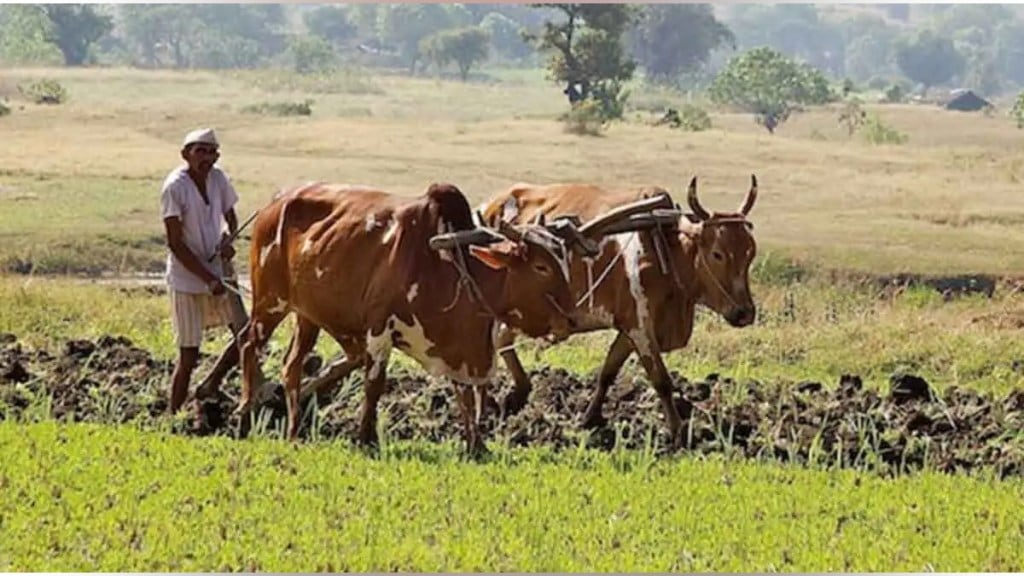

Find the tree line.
xmin=3 ymin=4 xmax=1024 ymax=128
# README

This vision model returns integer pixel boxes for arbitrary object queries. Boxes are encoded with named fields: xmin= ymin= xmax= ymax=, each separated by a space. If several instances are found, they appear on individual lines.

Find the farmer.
xmin=160 ymin=127 xmax=249 ymax=416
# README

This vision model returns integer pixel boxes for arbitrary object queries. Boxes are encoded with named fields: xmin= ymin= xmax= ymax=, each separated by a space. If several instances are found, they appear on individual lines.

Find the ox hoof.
xmin=580 ymin=412 xmax=608 ymax=430
xmin=500 ymin=394 xmax=529 ymax=418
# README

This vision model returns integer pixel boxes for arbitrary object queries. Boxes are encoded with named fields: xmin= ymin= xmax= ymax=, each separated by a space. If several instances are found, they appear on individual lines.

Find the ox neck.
xmin=676 ymin=233 xmax=704 ymax=300
xmin=462 ymin=256 xmax=512 ymax=317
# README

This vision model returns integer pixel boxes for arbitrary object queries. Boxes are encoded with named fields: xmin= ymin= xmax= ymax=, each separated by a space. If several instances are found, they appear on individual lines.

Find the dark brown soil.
xmin=3 ymin=332 xmax=1024 ymax=477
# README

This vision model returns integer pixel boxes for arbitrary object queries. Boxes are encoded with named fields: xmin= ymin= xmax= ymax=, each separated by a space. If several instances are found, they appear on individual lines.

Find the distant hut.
xmin=943 ymin=89 xmax=992 ymax=112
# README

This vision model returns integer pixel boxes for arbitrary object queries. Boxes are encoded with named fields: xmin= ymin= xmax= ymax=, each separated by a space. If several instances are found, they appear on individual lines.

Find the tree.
xmin=119 ymin=5 xmax=198 ymax=68
xmin=844 ymin=34 xmax=895 ymax=83
xmin=286 ymin=35 xmax=337 ymax=75
xmin=709 ymin=47 xmax=835 ymax=133
xmin=39 ymin=5 xmax=112 ymax=66
xmin=377 ymin=4 xmax=456 ymax=74
xmin=895 ymin=30 xmax=965 ymax=94
xmin=0 ymin=6 xmax=63 ymax=65
xmin=934 ymin=4 xmax=1012 ymax=38
xmin=631 ymin=4 xmax=734 ymax=84
xmin=420 ymin=27 xmax=489 ymax=81
xmin=994 ymin=20 xmax=1024 ymax=87
xmin=526 ymin=3 xmax=638 ymax=119
xmin=723 ymin=4 xmax=843 ymax=75
xmin=117 ymin=5 xmax=285 ymax=69
xmin=480 ymin=12 xmax=532 ymax=62
xmin=304 ymin=6 xmax=355 ymax=49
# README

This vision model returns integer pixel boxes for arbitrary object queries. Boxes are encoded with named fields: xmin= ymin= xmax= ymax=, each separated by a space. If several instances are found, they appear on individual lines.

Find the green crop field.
xmin=2 ymin=422 xmax=1024 ymax=571
xmin=3 ymin=60 xmax=1024 ymax=571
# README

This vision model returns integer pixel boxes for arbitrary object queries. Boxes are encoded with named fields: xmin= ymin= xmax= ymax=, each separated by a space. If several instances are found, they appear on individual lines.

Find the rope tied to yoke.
xmin=574 ymin=233 xmax=634 ymax=310
xmin=440 ymin=222 xmax=499 ymax=320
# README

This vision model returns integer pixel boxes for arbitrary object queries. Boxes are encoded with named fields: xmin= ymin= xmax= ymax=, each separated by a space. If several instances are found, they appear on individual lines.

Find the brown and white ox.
xmin=478 ymin=176 xmax=759 ymax=443
xmin=237 ymin=181 xmax=658 ymax=453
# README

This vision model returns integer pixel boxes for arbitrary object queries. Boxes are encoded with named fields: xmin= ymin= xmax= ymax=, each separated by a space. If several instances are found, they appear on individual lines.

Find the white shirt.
xmin=160 ymin=165 xmax=239 ymax=294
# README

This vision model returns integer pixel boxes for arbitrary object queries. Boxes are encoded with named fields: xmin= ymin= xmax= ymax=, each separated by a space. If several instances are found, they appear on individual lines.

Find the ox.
xmin=478 ymin=176 xmax=759 ymax=443
xmin=237 ymin=181 xmax=660 ymax=453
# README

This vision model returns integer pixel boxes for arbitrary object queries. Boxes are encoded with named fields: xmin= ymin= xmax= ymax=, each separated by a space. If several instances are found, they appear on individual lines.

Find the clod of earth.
xmin=2 ymin=334 xmax=1024 ymax=478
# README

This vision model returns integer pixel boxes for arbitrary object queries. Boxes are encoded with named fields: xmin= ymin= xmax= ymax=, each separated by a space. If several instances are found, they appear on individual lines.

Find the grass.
xmin=1 ymin=421 xmax=1023 ymax=571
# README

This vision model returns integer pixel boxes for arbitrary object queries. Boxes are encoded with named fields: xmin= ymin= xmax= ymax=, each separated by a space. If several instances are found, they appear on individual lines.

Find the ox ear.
xmin=469 ymin=243 xmax=519 ymax=270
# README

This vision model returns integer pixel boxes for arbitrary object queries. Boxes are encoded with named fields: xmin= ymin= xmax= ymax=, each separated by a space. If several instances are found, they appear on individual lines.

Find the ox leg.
xmin=299 ymin=336 xmax=365 ymax=404
xmin=281 ymin=316 xmax=320 ymax=441
xmin=496 ymin=325 xmax=532 ymax=417
xmin=633 ymin=343 xmax=683 ymax=444
xmin=358 ymin=336 xmax=392 ymax=447
xmin=455 ymin=383 xmax=489 ymax=458
xmin=581 ymin=331 xmax=634 ymax=430
xmin=193 ymin=295 xmax=249 ymax=401
xmin=237 ymin=309 xmax=286 ymax=418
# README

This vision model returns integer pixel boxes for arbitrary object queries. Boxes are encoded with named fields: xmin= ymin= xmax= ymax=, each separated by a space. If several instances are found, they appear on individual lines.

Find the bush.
xmin=838 ymin=99 xmax=867 ymax=137
xmin=882 ymin=83 xmax=906 ymax=104
xmin=18 ymin=78 xmax=66 ymax=104
xmin=862 ymin=113 xmax=907 ymax=145
xmin=241 ymin=99 xmax=313 ymax=117
xmin=655 ymin=104 xmax=711 ymax=132
xmin=0 ymin=101 xmax=9 ymax=117
xmin=1011 ymin=92 xmax=1024 ymax=129
xmin=561 ymin=99 xmax=606 ymax=136
xmin=591 ymin=79 xmax=630 ymax=122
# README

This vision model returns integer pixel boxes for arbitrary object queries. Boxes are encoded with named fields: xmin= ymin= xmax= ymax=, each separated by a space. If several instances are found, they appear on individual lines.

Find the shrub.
xmin=561 ymin=99 xmax=605 ymax=136
xmin=838 ymin=99 xmax=867 ymax=136
xmin=862 ymin=113 xmax=907 ymax=145
xmin=240 ymin=99 xmax=313 ymax=117
xmin=18 ymin=78 xmax=66 ymax=104
xmin=1011 ymin=92 xmax=1024 ymax=129
xmin=655 ymin=104 xmax=711 ymax=132
xmin=882 ymin=83 xmax=906 ymax=104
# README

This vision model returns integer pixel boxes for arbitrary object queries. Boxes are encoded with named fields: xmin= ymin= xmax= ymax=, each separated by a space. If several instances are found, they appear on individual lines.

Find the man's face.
xmin=182 ymin=143 xmax=219 ymax=175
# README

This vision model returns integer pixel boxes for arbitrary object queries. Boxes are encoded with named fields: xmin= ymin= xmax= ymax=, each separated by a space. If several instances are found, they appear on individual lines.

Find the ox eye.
xmin=533 ymin=262 xmax=552 ymax=275
xmin=712 ymin=251 xmax=725 ymax=262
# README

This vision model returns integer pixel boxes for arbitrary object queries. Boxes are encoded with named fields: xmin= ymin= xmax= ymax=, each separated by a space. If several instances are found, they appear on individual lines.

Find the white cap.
xmin=182 ymin=127 xmax=219 ymax=148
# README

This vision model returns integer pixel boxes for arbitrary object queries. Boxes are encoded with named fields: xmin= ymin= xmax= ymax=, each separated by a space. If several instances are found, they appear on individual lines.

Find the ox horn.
xmin=739 ymin=174 xmax=758 ymax=216
xmin=577 ymin=193 xmax=676 ymax=239
xmin=687 ymin=176 xmax=711 ymax=221
xmin=498 ymin=219 xmax=524 ymax=243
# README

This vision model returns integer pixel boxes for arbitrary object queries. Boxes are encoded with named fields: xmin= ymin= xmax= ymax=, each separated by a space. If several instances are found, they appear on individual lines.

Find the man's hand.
xmin=207 ymin=278 xmax=226 ymax=296
xmin=218 ymin=233 xmax=236 ymax=261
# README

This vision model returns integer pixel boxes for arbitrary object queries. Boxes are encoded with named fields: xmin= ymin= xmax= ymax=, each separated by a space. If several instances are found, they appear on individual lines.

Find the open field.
xmin=4 ymin=67 xmax=1024 ymax=275
xmin=3 ymin=64 xmax=1024 ymax=569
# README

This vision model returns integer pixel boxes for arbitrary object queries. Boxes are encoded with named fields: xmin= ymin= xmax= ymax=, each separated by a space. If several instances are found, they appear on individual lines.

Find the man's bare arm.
xmin=225 ymin=207 xmax=238 ymax=237
xmin=219 ymin=207 xmax=239 ymax=261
